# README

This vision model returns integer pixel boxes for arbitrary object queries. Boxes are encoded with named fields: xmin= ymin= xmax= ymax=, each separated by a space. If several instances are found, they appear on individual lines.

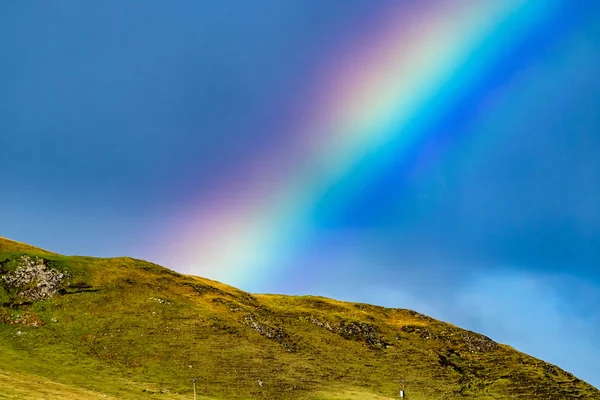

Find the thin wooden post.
xmin=190 ymin=377 xmax=198 ymax=400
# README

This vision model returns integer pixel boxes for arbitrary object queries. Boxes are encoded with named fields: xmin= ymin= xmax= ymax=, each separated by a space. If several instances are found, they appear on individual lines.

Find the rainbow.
xmin=168 ymin=0 xmax=565 ymax=289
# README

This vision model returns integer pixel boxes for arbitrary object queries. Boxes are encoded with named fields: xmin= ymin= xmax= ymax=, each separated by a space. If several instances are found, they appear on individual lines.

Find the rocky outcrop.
xmin=460 ymin=331 xmax=498 ymax=353
xmin=400 ymin=324 xmax=498 ymax=353
xmin=400 ymin=324 xmax=439 ymax=340
xmin=242 ymin=313 xmax=298 ymax=353
xmin=336 ymin=320 xmax=390 ymax=349
xmin=301 ymin=314 xmax=390 ymax=349
xmin=1 ymin=256 xmax=68 ymax=301
xmin=302 ymin=314 xmax=335 ymax=332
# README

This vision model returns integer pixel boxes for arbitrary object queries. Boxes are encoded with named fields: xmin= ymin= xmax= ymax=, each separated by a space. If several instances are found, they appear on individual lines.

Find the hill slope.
xmin=0 ymin=237 xmax=598 ymax=399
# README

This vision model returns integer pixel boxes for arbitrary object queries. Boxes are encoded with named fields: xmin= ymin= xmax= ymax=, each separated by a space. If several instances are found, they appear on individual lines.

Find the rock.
xmin=400 ymin=325 xmax=438 ymax=340
xmin=150 ymin=297 xmax=171 ymax=305
xmin=335 ymin=320 xmax=390 ymax=349
xmin=301 ymin=315 xmax=390 ymax=349
xmin=242 ymin=313 xmax=297 ymax=353
xmin=460 ymin=332 xmax=498 ymax=353
xmin=1 ymin=256 xmax=68 ymax=301
xmin=302 ymin=314 xmax=334 ymax=332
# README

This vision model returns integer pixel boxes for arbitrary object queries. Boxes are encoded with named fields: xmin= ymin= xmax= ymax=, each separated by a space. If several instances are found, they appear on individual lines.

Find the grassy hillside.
xmin=0 ymin=236 xmax=598 ymax=399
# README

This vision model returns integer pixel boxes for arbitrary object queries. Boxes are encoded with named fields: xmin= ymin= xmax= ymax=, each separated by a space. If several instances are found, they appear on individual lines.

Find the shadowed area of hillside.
xmin=0 ymin=237 xmax=598 ymax=399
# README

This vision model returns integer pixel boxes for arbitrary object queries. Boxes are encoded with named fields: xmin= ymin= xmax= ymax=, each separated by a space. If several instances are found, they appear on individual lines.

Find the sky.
xmin=2 ymin=0 xmax=600 ymax=388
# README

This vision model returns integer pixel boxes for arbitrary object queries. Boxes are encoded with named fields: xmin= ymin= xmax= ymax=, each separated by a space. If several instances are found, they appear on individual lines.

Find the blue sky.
xmin=2 ymin=0 xmax=600 ymax=388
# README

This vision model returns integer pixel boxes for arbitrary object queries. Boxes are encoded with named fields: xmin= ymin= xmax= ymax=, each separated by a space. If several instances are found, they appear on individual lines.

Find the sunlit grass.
xmin=0 ymin=237 xmax=598 ymax=399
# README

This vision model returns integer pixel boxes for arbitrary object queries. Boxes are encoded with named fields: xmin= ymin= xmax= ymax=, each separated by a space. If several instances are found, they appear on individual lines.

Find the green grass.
xmin=0 ymin=236 xmax=598 ymax=399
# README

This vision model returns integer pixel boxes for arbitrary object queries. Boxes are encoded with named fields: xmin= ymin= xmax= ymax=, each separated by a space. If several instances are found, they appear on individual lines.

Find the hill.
xmin=0 ymin=236 xmax=598 ymax=399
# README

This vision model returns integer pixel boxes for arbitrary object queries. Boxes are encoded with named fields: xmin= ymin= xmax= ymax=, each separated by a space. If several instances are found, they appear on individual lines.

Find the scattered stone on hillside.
xmin=301 ymin=314 xmax=334 ymax=332
xmin=335 ymin=320 xmax=390 ymax=349
xmin=0 ymin=256 xmax=68 ymax=301
xmin=9 ymin=311 xmax=44 ymax=327
xmin=460 ymin=331 xmax=498 ymax=353
xmin=400 ymin=324 xmax=439 ymax=340
xmin=242 ymin=313 xmax=297 ymax=353
xmin=150 ymin=297 xmax=171 ymax=305
xmin=189 ymin=282 xmax=223 ymax=296
xmin=400 ymin=323 xmax=498 ymax=353
xmin=301 ymin=315 xmax=390 ymax=349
